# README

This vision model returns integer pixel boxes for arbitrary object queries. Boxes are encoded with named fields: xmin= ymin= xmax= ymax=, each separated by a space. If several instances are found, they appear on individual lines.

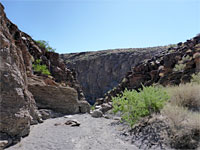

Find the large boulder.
xmin=28 ymin=76 xmax=90 ymax=114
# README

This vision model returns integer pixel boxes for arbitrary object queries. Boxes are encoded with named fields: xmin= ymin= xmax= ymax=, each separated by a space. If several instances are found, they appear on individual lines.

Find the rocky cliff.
xmin=0 ymin=3 xmax=89 ymax=148
xmin=0 ymin=3 xmax=40 ymax=146
xmin=102 ymin=34 xmax=200 ymax=103
xmin=61 ymin=47 xmax=168 ymax=104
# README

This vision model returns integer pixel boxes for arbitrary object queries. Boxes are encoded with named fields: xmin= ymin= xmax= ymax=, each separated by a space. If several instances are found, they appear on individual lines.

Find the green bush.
xmin=32 ymin=59 xmax=51 ymax=76
xmin=191 ymin=72 xmax=200 ymax=84
xmin=112 ymin=86 xmax=169 ymax=127
xmin=173 ymin=63 xmax=186 ymax=72
xmin=35 ymin=40 xmax=56 ymax=52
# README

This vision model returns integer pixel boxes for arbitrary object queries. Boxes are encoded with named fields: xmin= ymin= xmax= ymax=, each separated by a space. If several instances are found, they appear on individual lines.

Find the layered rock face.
xmin=103 ymin=35 xmax=200 ymax=103
xmin=0 ymin=3 xmax=89 ymax=147
xmin=61 ymin=47 xmax=168 ymax=103
xmin=0 ymin=3 xmax=41 ymax=143
xmin=28 ymin=76 xmax=89 ymax=114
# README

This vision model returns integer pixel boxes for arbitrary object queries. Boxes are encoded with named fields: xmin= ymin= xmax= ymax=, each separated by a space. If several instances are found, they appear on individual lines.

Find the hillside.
xmin=103 ymin=34 xmax=200 ymax=102
xmin=61 ymin=46 xmax=168 ymax=104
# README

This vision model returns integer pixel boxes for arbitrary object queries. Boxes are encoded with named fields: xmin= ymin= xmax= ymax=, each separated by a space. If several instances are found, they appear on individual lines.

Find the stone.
xmin=28 ymin=76 xmax=89 ymax=114
xmin=95 ymin=105 xmax=101 ymax=109
xmin=65 ymin=119 xmax=81 ymax=127
xmin=113 ymin=117 xmax=121 ymax=121
xmin=104 ymin=115 xmax=111 ymax=119
xmin=130 ymin=115 xmax=171 ymax=150
xmin=100 ymin=103 xmax=112 ymax=113
xmin=95 ymin=98 xmax=104 ymax=105
xmin=54 ymin=123 xmax=62 ymax=126
xmin=91 ymin=110 xmax=103 ymax=118
xmin=193 ymin=52 xmax=200 ymax=72
xmin=39 ymin=109 xmax=62 ymax=120
xmin=64 ymin=115 xmax=73 ymax=118
xmin=0 ymin=140 xmax=8 ymax=149
xmin=79 ymin=101 xmax=90 ymax=113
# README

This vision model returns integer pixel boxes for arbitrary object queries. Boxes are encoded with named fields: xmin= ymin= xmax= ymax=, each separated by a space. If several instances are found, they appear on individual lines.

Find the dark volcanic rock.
xmin=103 ymin=34 xmax=200 ymax=103
xmin=61 ymin=47 xmax=168 ymax=103
xmin=130 ymin=115 xmax=171 ymax=150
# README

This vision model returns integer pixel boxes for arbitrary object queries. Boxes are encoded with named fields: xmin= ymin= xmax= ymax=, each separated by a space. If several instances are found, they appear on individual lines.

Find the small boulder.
xmin=95 ymin=98 xmax=104 ymax=105
xmin=91 ymin=110 xmax=103 ymax=118
xmin=39 ymin=109 xmax=62 ymax=120
xmin=65 ymin=119 xmax=80 ymax=127
xmin=79 ymin=101 xmax=90 ymax=113
xmin=0 ymin=140 xmax=8 ymax=149
xmin=95 ymin=105 xmax=101 ymax=109
xmin=100 ymin=103 xmax=112 ymax=113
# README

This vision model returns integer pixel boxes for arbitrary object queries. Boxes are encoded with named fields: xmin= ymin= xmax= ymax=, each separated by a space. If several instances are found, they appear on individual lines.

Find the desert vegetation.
xmin=162 ymin=81 xmax=200 ymax=149
xmin=191 ymin=72 xmax=200 ymax=84
xmin=112 ymin=73 xmax=200 ymax=149
xmin=112 ymin=86 xmax=169 ymax=127
xmin=32 ymin=59 xmax=51 ymax=76
xmin=35 ymin=40 xmax=56 ymax=52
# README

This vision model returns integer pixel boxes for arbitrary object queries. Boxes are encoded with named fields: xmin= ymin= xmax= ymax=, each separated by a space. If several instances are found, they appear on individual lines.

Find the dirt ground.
xmin=6 ymin=114 xmax=137 ymax=150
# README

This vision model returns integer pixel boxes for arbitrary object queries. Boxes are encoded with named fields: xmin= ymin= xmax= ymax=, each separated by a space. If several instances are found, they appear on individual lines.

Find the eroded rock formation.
xmin=0 ymin=3 xmax=89 ymax=148
xmin=61 ymin=47 xmax=168 ymax=103
xmin=28 ymin=76 xmax=90 ymax=114
xmin=0 ymin=3 xmax=41 ymax=146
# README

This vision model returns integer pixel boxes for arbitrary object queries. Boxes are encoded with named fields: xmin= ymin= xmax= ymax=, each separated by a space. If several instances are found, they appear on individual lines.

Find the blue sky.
xmin=1 ymin=0 xmax=200 ymax=54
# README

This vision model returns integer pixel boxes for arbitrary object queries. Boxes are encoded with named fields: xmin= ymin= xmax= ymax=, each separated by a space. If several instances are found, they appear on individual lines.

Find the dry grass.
xmin=162 ymin=104 xmax=200 ymax=149
xmin=166 ymin=83 xmax=200 ymax=111
xmin=161 ymin=83 xmax=200 ymax=149
xmin=162 ymin=104 xmax=200 ymax=131
xmin=162 ymin=104 xmax=189 ymax=129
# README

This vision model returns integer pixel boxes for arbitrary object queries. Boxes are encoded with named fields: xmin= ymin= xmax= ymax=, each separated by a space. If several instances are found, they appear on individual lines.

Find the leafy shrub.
xmin=32 ymin=59 xmax=51 ymax=76
xmin=36 ymin=40 xmax=56 ymax=52
xmin=191 ymin=72 xmax=200 ymax=84
xmin=112 ymin=86 xmax=169 ymax=127
xmin=173 ymin=63 xmax=186 ymax=72
xmin=166 ymin=83 xmax=200 ymax=111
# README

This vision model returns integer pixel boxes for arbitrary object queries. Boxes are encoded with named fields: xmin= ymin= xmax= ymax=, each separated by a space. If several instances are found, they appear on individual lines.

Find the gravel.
xmin=6 ymin=114 xmax=137 ymax=150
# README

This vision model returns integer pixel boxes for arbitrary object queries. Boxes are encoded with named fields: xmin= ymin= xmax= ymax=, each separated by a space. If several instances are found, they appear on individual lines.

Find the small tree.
xmin=36 ymin=40 xmax=56 ymax=52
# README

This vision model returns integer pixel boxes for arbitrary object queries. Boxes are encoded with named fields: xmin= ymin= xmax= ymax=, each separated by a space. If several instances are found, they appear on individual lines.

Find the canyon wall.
xmin=0 ymin=3 xmax=41 ymax=145
xmin=61 ymin=47 xmax=168 ymax=104
xmin=0 ymin=3 xmax=89 ymax=148
xmin=103 ymin=35 xmax=200 ymax=103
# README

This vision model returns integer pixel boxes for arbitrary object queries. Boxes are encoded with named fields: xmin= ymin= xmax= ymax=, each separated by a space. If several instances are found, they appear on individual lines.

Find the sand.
xmin=6 ymin=114 xmax=137 ymax=150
